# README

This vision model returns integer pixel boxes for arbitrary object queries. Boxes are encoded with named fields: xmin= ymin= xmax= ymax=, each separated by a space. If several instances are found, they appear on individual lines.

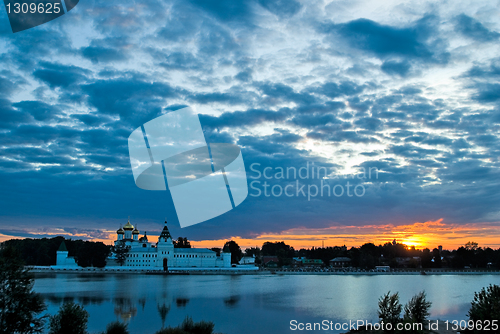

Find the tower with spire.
xmin=157 ymin=220 xmax=174 ymax=268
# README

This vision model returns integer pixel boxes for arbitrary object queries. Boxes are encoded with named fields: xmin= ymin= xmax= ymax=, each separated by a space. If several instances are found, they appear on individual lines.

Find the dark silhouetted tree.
xmin=403 ymin=291 xmax=432 ymax=331
xmin=104 ymin=321 xmax=129 ymax=334
xmin=49 ymin=302 xmax=89 ymax=334
xmin=0 ymin=247 xmax=46 ymax=334
xmin=466 ymin=284 xmax=500 ymax=333
xmin=154 ymin=316 xmax=215 ymax=334
xmin=224 ymin=240 xmax=242 ymax=264
xmin=378 ymin=291 xmax=402 ymax=332
xmin=173 ymin=237 xmax=191 ymax=248
xmin=113 ymin=241 xmax=130 ymax=266
xmin=210 ymin=248 xmax=221 ymax=256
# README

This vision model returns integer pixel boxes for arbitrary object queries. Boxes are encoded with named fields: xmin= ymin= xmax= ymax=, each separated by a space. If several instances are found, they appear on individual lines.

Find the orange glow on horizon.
xmin=2 ymin=219 xmax=500 ymax=251
xmin=189 ymin=219 xmax=500 ymax=250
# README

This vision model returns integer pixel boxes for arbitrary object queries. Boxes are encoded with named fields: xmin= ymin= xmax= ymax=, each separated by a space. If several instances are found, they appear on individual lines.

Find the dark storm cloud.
xmin=238 ymin=131 xmax=304 ymax=155
xmin=258 ymin=82 xmax=317 ymax=105
xmin=234 ymin=69 xmax=253 ymax=82
xmin=189 ymin=0 xmax=253 ymax=25
xmin=81 ymin=77 xmax=179 ymax=126
xmin=389 ymin=144 xmax=442 ymax=159
xmin=199 ymin=108 xmax=291 ymax=129
xmin=455 ymin=14 xmax=500 ymax=42
xmin=317 ymin=81 xmax=367 ymax=98
xmin=288 ymin=113 xmax=343 ymax=128
xmin=460 ymin=59 xmax=500 ymax=106
xmin=81 ymin=46 xmax=128 ymax=64
xmin=33 ymin=62 xmax=91 ymax=89
xmin=0 ymin=98 xmax=33 ymax=129
xmin=381 ymin=60 xmax=412 ymax=77
xmin=472 ymin=83 xmax=500 ymax=103
xmin=318 ymin=15 xmax=449 ymax=79
xmin=190 ymin=90 xmax=251 ymax=105
xmin=320 ymin=16 xmax=439 ymax=60
xmin=295 ymin=102 xmax=346 ymax=114
xmin=354 ymin=117 xmax=383 ymax=131
xmin=13 ymin=101 xmax=62 ymax=121
xmin=71 ymin=113 xmax=115 ymax=127
xmin=464 ymin=59 xmax=500 ymax=79
xmin=0 ymin=73 xmax=23 ymax=97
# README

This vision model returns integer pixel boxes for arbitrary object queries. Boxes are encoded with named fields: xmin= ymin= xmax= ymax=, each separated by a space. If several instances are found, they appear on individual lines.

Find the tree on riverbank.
xmin=3 ymin=237 xmax=111 ymax=267
xmin=113 ymin=240 xmax=130 ymax=266
xmin=224 ymin=240 xmax=242 ymax=264
xmin=378 ymin=292 xmax=402 ymax=332
xmin=373 ymin=291 xmax=431 ymax=334
xmin=49 ymin=302 xmax=89 ymax=334
xmin=103 ymin=321 xmax=129 ymax=334
xmin=403 ymin=292 xmax=431 ymax=333
xmin=464 ymin=284 xmax=500 ymax=333
xmin=155 ymin=316 xmax=215 ymax=334
xmin=0 ymin=247 xmax=46 ymax=334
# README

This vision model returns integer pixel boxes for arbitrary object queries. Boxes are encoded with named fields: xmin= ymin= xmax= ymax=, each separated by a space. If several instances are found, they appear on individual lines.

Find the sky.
xmin=0 ymin=0 xmax=499 ymax=250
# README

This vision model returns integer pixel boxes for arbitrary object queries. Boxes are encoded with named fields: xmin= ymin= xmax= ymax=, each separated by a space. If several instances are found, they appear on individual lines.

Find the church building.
xmin=114 ymin=219 xmax=231 ymax=269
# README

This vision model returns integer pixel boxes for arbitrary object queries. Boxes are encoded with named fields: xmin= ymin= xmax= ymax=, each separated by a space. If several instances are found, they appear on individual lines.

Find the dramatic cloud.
xmin=0 ymin=0 xmax=499 ymax=245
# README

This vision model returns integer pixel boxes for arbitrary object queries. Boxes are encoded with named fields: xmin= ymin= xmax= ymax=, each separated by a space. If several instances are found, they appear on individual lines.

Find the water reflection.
xmin=33 ymin=274 xmax=500 ymax=334
xmin=175 ymin=298 xmax=189 ymax=307
xmin=113 ymin=298 xmax=137 ymax=322
xmin=223 ymin=295 xmax=240 ymax=307
xmin=157 ymin=303 xmax=170 ymax=329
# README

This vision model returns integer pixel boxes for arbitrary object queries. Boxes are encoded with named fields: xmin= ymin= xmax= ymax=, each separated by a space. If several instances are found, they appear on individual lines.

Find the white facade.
xmin=114 ymin=220 xmax=231 ymax=269
xmin=239 ymin=255 xmax=256 ymax=264
xmin=55 ymin=242 xmax=78 ymax=267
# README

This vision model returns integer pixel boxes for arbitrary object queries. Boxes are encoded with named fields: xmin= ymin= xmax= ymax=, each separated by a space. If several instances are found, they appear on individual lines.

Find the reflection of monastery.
xmin=113 ymin=220 xmax=231 ymax=269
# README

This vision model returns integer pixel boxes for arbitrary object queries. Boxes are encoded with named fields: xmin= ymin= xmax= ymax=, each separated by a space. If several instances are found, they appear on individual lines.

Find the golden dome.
xmin=116 ymin=228 xmax=124 ymax=234
xmin=123 ymin=221 xmax=134 ymax=231
xmin=132 ymin=228 xmax=140 ymax=235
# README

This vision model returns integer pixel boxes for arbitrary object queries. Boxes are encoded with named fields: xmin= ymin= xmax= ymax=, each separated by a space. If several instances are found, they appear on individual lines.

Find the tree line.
xmin=3 ymin=236 xmax=499 ymax=270
xmin=242 ymin=240 xmax=500 ymax=269
xmin=2 ymin=236 xmax=110 ymax=268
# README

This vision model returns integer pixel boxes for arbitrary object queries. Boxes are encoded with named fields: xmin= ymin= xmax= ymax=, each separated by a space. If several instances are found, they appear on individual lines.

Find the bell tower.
xmin=157 ymin=220 xmax=174 ymax=267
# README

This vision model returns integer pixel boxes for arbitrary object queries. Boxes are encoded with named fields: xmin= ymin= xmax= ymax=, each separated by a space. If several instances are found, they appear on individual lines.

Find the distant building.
xmin=330 ymin=257 xmax=352 ymax=268
xmin=292 ymin=257 xmax=306 ymax=265
xmin=113 ymin=219 xmax=231 ymax=269
xmin=301 ymin=259 xmax=323 ymax=267
xmin=239 ymin=255 xmax=256 ymax=265
xmin=262 ymin=256 xmax=279 ymax=267
xmin=55 ymin=241 xmax=78 ymax=267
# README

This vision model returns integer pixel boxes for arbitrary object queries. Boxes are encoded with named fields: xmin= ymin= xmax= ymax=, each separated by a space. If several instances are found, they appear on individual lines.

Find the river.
xmin=33 ymin=273 xmax=499 ymax=333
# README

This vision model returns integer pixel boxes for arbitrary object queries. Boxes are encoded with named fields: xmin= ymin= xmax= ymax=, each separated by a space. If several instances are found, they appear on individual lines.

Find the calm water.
xmin=33 ymin=273 xmax=499 ymax=334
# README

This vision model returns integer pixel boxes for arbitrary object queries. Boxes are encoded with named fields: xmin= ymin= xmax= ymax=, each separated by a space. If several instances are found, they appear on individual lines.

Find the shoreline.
xmin=28 ymin=266 xmax=500 ymax=276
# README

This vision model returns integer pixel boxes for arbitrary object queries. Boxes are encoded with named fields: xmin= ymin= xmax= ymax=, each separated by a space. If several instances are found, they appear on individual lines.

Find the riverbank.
xmin=27 ymin=265 xmax=500 ymax=275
